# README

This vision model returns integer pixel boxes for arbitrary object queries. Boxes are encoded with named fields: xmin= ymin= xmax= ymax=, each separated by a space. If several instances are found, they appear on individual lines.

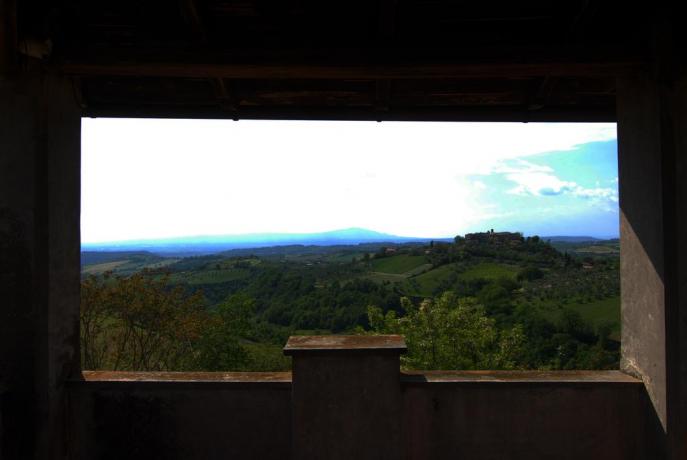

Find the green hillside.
xmin=571 ymin=296 xmax=621 ymax=339
xmin=401 ymin=262 xmax=519 ymax=297
xmin=404 ymin=263 xmax=458 ymax=297
xmin=458 ymin=263 xmax=518 ymax=281
xmin=371 ymin=254 xmax=428 ymax=274
xmin=170 ymin=267 xmax=252 ymax=285
xmin=80 ymin=231 xmax=621 ymax=372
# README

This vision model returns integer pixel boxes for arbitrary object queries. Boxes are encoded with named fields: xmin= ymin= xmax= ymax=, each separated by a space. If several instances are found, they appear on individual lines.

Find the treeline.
xmin=243 ymin=270 xmax=400 ymax=331
xmin=174 ymin=261 xmax=399 ymax=331
xmin=365 ymin=291 xmax=617 ymax=370
xmin=80 ymin=270 xmax=617 ymax=372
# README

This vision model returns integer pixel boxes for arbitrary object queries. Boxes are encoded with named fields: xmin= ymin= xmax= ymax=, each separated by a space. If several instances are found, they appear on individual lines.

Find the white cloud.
xmin=507 ymin=173 xmax=577 ymax=196
xmin=491 ymin=160 xmax=553 ymax=175
xmin=572 ymin=186 xmax=618 ymax=202
xmin=491 ymin=160 xmax=575 ymax=196
xmin=81 ymin=119 xmax=617 ymax=242
xmin=496 ymin=160 xmax=618 ymax=206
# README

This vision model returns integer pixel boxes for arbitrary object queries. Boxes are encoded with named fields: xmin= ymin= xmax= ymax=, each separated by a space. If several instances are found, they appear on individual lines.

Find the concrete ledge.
xmin=77 ymin=369 xmax=639 ymax=386
xmin=72 ymin=371 xmax=292 ymax=389
xmin=283 ymin=334 xmax=407 ymax=355
xmin=81 ymin=370 xmax=292 ymax=382
xmin=401 ymin=370 xmax=642 ymax=385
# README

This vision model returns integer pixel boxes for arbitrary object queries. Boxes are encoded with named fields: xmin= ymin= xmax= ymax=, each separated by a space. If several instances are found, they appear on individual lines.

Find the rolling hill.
xmin=81 ymin=228 xmax=449 ymax=255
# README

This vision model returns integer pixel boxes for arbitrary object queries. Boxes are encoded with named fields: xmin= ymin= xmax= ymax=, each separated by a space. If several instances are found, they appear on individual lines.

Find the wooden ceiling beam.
xmin=80 ymin=104 xmax=616 ymax=123
xmin=61 ymin=59 xmax=644 ymax=80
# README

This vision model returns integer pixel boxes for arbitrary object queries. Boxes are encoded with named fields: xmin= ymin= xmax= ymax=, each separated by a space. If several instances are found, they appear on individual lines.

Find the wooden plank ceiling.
xmin=18 ymin=0 xmax=655 ymax=121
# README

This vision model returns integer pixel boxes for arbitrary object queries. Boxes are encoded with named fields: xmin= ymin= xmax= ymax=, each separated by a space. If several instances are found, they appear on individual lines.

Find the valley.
xmin=80 ymin=231 xmax=620 ymax=372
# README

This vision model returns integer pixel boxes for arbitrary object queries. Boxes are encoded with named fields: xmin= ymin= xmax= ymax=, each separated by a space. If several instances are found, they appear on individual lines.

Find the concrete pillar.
xmin=284 ymin=335 xmax=406 ymax=460
xmin=0 ymin=72 xmax=82 ymax=459
xmin=616 ymin=72 xmax=667 ymax=450
xmin=663 ymin=70 xmax=687 ymax=460
xmin=617 ymin=64 xmax=687 ymax=459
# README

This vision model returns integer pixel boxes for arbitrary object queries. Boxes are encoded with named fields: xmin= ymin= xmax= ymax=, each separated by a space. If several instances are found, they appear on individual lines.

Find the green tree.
xmin=516 ymin=266 xmax=544 ymax=282
xmin=367 ymin=292 xmax=526 ymax=370
xmin=195 ymin=294 xmax=254 ymax=371
xmin=80 ymin=270 xmax=206 ymax=371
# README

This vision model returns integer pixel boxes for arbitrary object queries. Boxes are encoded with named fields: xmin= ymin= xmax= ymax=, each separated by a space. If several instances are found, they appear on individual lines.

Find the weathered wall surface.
xmin=66 ymin=369 xmax=649 ymax=460
xmin=617 ymin=64 xmax=687 ymax=459
xmin=0 ymin=74 xmax=81 ymax=459
xmin=668 ymin=71 xmax=687 ymax=460
xmin=401 ymin=374 xmax=649 ymax=460
xmin=68 ymin=379 xmax=293 ymax=460
xmin=286 ymin=335 xmax=406 ymax=460
xmin=617 ymin=74 xmax=666 ymax=424
xmin=291 ymin=353 xmax=403 ymax=460
xmin=1 ymin=75 xmax=40 ymax=460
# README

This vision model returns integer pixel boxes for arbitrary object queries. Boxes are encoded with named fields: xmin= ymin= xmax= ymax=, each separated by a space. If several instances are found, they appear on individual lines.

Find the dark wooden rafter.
xmin=527 ymin=76 xmax=558 ymax=111
xmin=374 ymin=0 xmax=398 ymax=115
xmin=396 ymin=3 xmax=554 ymax=24
xmin=61 ymin=59 xmax=645 ymax=80
xmin=46 ymin=2 xmax=652 ymax=122
xmin=375 ymin=80 xmax=391 ymax=117
xmin=569 ymin=0 xmax=600 ymax=41
xmin=80 ymin=103 xmax=616 ymax=122
xmin=70 ymin=76 xmax=88 ymax=109
xmin=378 ymin=0 xmax=398 ymax=42
xmin=178 ymin=0 xmax=239 ymax=115
xmin=178 ymin=0 xmax=207 ymax=42
xmin=211 ymin=77 xmax=239 ymax=119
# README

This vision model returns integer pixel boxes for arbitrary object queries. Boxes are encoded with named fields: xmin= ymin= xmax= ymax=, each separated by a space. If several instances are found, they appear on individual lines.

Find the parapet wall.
xmin=401 ymin=371 xmax=652 ymax=460
xmin=68 ymin=372 xmax=292 ymax=460
xmin=66 ymin=337 xmax=654 ymax=460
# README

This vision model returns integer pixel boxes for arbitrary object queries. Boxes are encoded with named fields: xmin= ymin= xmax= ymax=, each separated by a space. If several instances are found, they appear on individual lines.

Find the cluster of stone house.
xmin=464 ymin=231 xmax=524 ymax=247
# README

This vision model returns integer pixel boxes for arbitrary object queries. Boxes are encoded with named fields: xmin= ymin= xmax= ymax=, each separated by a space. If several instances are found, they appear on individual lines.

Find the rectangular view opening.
xmin=80 ymin=119 xmax=620 ymax=373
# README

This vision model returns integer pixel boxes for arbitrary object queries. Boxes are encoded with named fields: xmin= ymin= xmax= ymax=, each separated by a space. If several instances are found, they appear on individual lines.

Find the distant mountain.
xmin=81 ymin=228 xmax=447 ymax=255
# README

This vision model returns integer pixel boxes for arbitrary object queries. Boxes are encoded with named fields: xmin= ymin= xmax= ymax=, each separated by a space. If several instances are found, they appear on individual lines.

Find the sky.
xmin=81 ymin=119 xmax=618 ymax=243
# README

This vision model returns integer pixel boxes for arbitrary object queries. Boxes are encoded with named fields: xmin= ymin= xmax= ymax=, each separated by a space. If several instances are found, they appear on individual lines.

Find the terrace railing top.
xmin=283 ymin=334 xmax=407 ymax=355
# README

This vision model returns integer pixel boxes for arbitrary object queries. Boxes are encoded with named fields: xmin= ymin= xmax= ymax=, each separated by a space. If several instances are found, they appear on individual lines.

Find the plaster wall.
xmin=0 ymin=74 xmax=81 ymax=459
xmin=67 ymin=381 xmax=293 ymax=460
xmin=401 ymin=379 xmax=649 ymax=460
xmin=64 ymin=372 xmax=648 ymax=460
xmin=617 ymin=75 xmax=667 ymax=428
xmin=617 ymin=70 xmax=687 ymax=459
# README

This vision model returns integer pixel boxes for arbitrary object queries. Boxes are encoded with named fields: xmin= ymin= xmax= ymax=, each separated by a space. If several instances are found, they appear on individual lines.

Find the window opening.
xmin=80 ymin=119 xmax=619 ymax=372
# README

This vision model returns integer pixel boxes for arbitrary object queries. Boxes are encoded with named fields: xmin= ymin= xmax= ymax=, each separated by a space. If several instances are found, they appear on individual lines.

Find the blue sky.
xmin=81 ymin=119 xmax=618 ymax=243
xmin=464 ymin=140 xmax=618 ymax=237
